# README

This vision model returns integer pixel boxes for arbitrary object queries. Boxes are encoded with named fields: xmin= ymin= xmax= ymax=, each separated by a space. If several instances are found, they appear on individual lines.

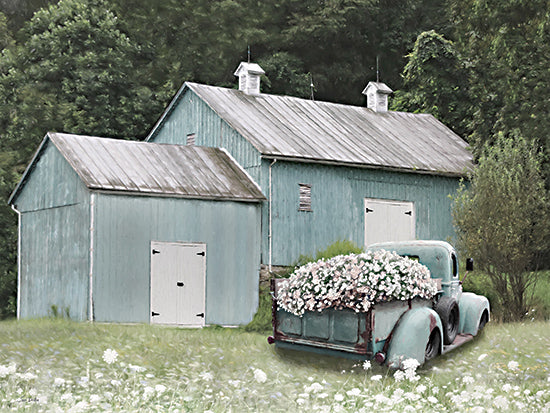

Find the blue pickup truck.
xmin=268 ymin=241 xmax=490 ymax=368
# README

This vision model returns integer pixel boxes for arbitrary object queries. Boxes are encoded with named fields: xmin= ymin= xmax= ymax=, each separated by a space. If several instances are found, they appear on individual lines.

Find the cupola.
xmin=362 ymin=82 xmax=393 ymax=113
xmin=234 ymin=62 xmax=265 ymax=96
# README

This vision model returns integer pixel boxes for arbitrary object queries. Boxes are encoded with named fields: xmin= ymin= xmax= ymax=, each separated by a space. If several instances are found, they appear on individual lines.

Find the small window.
xmin=298 ymin=184 xmax=312 ymax=211
xmin=451 ymin=253 xmax=458 ymax=278
xmin=186 ymin=133 xmax=196 ymax=146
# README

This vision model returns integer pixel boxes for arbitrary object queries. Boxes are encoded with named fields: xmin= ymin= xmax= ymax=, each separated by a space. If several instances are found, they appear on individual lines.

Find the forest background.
xmin=0 ymin=0 xmax=549 ymax=319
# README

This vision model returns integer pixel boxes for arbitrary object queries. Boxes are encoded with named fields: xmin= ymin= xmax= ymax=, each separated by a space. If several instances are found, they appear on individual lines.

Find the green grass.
xmin=0 ymin=319 xmax=549 ymax=411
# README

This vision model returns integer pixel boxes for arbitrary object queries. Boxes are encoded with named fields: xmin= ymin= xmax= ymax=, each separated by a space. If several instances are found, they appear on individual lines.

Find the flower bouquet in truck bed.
xmin=277 ymin=249 xmax=438 ymax=317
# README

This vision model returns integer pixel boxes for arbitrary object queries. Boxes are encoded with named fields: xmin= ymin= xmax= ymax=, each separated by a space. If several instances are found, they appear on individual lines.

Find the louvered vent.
xmin=298 ymin=184 xmax=312 ymax=211
xmin=186 ymin=133 xmax=196 ymax=145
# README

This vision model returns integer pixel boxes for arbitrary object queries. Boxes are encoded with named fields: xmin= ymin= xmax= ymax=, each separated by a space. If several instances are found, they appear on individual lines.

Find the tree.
xmin=391 ymin=30 xmax=470 ymax=137
xmin=452 ymin=133 xmax=550 ymax=321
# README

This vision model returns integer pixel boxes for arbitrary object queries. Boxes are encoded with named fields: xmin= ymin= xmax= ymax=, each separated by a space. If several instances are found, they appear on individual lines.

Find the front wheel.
xmin=425 ymin=329 xmax=441 ymax=361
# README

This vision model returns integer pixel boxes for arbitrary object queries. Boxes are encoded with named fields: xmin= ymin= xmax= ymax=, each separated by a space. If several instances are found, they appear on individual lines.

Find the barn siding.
xmin=151 ymin=89 xmax=263 ymax=184
xmin=15 ymin=142 xmax=90 ymax=320
xmin=92 ymin=194 xmax=262 ymax=325
xmin=265 ymin=160 xmax=459 ymax=265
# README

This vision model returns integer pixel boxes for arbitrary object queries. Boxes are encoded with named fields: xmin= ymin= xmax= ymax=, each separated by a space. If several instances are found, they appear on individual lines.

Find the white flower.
xmin=462 ymin=375 xmax=475 ymax=384
xmin=394 ymin=370 xmax=405 ymax=382
xmin=477 ymin=353 xmax=488 ymax=361
xmin=416 ymin=384 xmax=427 ymax=393
xmin=0 ymin=364 xmax=16 ymax=378
xmin=129 ymin=364 xmax=146 ymax=373
xmin=200 ymin=372 xmax=214 ymax=381
xmin=502 ymin=383 xmax=512 ymax=392
xmin=493 ymin=395 xmax=509 ymax=410
xmin=296 ymin=398 xmax=307 ymax=405
xmin=507 ymin=360 xmax=519 ymax=370
xmin=305 ymin=382 xmax=323 ymax=393
xmin=155 ymin=384 xmax=167 ymax=394
xmin=102 ymin=349 xmax=118 ymax=364
xmin=89 ymin=395 xmax=101 ymax=404
xmin=111 ymin=379 xmax=121 ymax=386
xmin=334 ymin=393 xmax=344 ymax=402
xmin=363 ymin=360 xmax=371 ymax=371
xmin=402 ymin=358 xmax=420 ymax=371
xmin=253 ymin=368 xmax=267 ymax=383
xmin=346 ymin=388 xmax=361 ymax=397
xmin=54 ymin=377 xmax=66 ymax=386
xmin=427 ymin=396 xmax=438 ymax=403
xmin=371 ymin=375 xmax=383 ymax=382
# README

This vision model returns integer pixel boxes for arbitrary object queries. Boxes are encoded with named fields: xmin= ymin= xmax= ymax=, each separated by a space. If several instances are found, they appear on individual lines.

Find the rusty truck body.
xmin=268 ymin=241 xmax=490 ymax=367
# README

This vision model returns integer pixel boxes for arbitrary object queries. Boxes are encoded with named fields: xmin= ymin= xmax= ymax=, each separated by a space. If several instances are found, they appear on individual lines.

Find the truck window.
xmin=451 ymin=253 xmax=458 ymax=278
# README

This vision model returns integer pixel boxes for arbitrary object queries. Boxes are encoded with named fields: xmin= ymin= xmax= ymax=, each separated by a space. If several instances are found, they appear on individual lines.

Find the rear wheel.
xmin=435 ymin=296 xmax=459 ymax=345
xmin=425 ymin=329 xmax=441 ymax=361
xmin=478 ymin=310 xmax=489 ymax=333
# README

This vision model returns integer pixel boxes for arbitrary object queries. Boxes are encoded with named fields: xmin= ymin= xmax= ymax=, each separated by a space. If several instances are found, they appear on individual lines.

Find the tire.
xmin=478 ymin=310 xmax=489 ymax=333
xmin=425 ymin=329 xmax=441 ymax=361
xmin=434 ymin=296 xmax=459 ymax=345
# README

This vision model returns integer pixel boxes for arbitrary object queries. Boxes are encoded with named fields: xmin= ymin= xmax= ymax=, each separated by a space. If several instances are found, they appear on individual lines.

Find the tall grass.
xmin=0 ymin=319 xmax=549 ymax=411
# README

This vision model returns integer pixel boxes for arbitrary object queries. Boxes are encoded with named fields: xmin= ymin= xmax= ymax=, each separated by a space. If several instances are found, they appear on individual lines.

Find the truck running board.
xmin=442 ymin=333 xmax=474 ymax=355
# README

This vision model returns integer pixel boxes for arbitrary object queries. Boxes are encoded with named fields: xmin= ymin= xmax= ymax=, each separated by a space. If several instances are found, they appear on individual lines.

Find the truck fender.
xmin=459 ymin=292 xmax=490 ymax=335
xmin=386 ymin=307 xmax=443 ymax=368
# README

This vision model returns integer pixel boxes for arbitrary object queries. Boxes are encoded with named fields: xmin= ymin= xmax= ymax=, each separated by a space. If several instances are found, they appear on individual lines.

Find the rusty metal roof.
xmin=11 ymin=132 xmax=265 ymax=203
xmin=150 ymin=82 xmax=473 ymax=176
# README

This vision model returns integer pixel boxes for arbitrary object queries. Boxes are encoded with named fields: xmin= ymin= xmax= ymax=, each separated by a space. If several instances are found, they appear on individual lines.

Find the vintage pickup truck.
xmin=268 ymin=241 xmax=490 ymax=368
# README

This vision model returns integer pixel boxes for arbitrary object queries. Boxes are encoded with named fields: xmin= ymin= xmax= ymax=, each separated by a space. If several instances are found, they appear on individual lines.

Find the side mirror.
xmin=466 ymin=258 xmax=474 ymax=272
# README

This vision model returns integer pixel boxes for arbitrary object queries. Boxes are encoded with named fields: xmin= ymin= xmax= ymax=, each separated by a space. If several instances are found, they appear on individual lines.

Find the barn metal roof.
xmin=10 ymin=132 xmax=265 ymax=203
xmin=149 ymin=82 xmax=473 ymax=176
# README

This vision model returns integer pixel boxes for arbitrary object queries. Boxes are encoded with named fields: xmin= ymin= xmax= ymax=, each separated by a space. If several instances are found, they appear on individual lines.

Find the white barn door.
xmin=150 ymin=241 xmax=206 ymax=326
xmin=364 ymin=198 xmax=415 ymax=247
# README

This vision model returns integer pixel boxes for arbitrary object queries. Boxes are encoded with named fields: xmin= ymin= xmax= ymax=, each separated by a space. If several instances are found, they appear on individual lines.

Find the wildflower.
xmin=371 ymin=375 xmax=382 ymax=382
xmin=54 ymin=377 xmax=66 ymax=386
xmin=296 ymin=398 xmax=307 ymax=405
xmin=507 ymin=360 xmax=519 ymax=371
xmin=0 ymin=363 xmax=16 ymax=378
xmin=102 ymin=349 xmax=118 ymax=364
xmin=89 ymin=395 xmax=101 ymax=404
xmin=363 ymin=360 xmax=371 ymax=371
xmin=477 ymin=353 xmax=488 ymax=361
xmin=155 ymin=384 xmax=166 ymax=394
xmin=427 ymin=396 xmax=438 ymax=403
xmin=394 ymin=370 xmax=405 ymax=382
xmin=462 ymin=375 xmax=475 ymax=384
xmin=318 ymin=393 xmax=329 ymax=399
xmin=129 ymin=364 xmax=146 ymax=373
xmin=502 ymin=383 xmax=512 ymax=392
xmin=334 ymin=393 xmax=344 ymax=402
xmin=253 ymin=368 xmax=267 ymax=383
xmin=200 ymin=372 xmax=213 ymax=381
xmin=416 ymin=384 xmax=427 ymax=393
xmin=111 ymin=379 xmax=121 ymax=386
xmin=402 ymin=358 xmax=420 ymax=371
xmin=305 ymin=382 xmax=323 ymax=393
xmin=493 ymin=395 xmax=510 ymax=410
xmin=346 ymin=388 xmax=361 ymax=397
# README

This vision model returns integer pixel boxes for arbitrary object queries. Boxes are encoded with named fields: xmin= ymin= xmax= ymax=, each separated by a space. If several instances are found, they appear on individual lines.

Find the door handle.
xmin=177 ymin=282 xmax=184 ymax=287
xmin=196 ymin=313 xmax=205 ymax=318
xmin=152 ymin=311 xmax=160 ymax=317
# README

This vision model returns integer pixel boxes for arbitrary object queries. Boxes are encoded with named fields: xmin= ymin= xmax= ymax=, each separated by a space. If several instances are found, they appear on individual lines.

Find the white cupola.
xmin=234 ymin=62 xmax=265 ymax=96
xmin=362 ymin=82 xmax=393 ymax=113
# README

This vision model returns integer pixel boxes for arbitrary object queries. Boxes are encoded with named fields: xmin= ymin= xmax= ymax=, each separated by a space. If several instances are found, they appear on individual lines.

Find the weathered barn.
xmin=147 ymin=63 xmax=474 ymax=268
xmin=9 ymin=132 xmax=265 ymax=325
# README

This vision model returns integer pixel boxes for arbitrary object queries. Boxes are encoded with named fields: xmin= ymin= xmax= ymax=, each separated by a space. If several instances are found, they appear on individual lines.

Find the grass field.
xmin=0 ymin=319 xmax=549 ymax=412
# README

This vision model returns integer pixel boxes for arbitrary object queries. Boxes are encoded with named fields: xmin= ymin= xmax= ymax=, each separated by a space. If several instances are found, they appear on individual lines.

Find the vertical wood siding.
xmin=266 ymin=160 xmax=460 ymax=265
xmin=15 ymin=143 xmax=90 ymax=320
xmin=92 ymin=194 xmax=262 ymax=325
xmin=151 ymin=89 xmax=263 ymax=185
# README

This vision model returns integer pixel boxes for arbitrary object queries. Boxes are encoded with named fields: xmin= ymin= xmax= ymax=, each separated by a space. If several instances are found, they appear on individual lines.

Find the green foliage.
xmin=391 ymin=30 xmax=469 ymax=137
xmin=452 ymin=133 xmax=550 ymax=321
xmin=244 ymin=286 xmax=273 ymax=333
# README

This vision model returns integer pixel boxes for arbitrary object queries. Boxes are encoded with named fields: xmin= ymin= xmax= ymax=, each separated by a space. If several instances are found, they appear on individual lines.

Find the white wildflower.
xmin=507 ymin=360 xmax=519 ymax=371
xmin=346 ymin=388 xmax=361 ymax=397
xmin=305 ymin=382 xmax=323 ymax=393
xmin=416 ymin=384 xmax=427 ymax=393
xmin=427 ymin=396 xmax=438 ymax=403
xmin=477 ymin=353 xmax=488 ymax=361
xmin=296 ymin=398 xmax=307 ymax=405
xmin=111 ymin=379 xmax=121 ymax=386
xmin=462 ymin=375 xmax=475 ymax=384
xmin=402 ymin=358 xmax=420 ymax=371
xmin=102 ymin=349 xmax=118 ymax=364
xmin=155 ymin=384 xmax=166 ymax=394
xmin=371 ymin=375 xmax=383 ymax=382
xmin=394 ymin=370 xmax=405 ymax=382
xmin=502 ymin=383 xmax=512 ymax=392
xmin=363 ymin=360 xmax=371 ymax=370
xmin=334 ymin=393 xmax=344 ymax=402
xmin=253 ymin=368 xmax=267 ymax=383
xmin=0 ymin=363 xmax=16 ymax=378
xmin=493 ymin=395 xmax=509 ymax=410
xmin=89 ymin=395 xmax=101 ymax=404
xmin=317 ymin=393 xmax=329 ymax=399
xmin=54 ymin=377 xmax=66 ymax=386
xmin=228 ymin=379 xmax=241 ymax=387
xmin=200 ymin=372 xmax=213 ymax=381
xmin=129 ymin=364 xmax=146 ymax=373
